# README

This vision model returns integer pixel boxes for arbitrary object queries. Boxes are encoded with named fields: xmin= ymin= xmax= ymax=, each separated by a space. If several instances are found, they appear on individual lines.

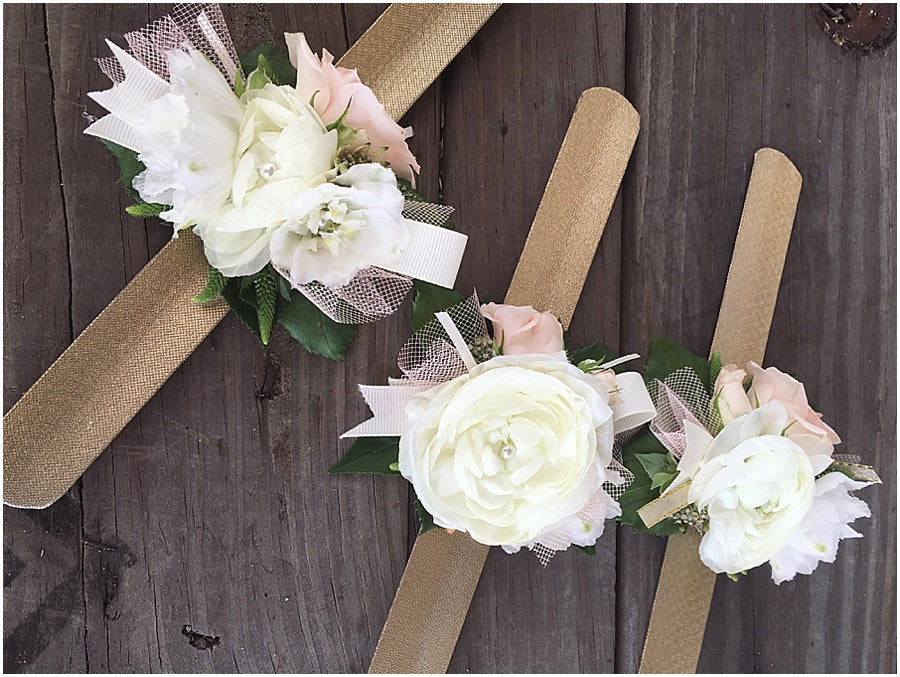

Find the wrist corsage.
xmin=619 ymin=337 xmax=880 ymax=583
xmin=333 ymin=290 xmax=656 ymax=562
xmin=83 ymin=4 xmax=467 ymax=359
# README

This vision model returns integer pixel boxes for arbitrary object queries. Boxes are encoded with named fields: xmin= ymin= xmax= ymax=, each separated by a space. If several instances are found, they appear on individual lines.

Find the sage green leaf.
xmin=194 ymin=266 xmax=227 ymax=304
xmin=239 ymin=41 xmax=297 ymax=86
xmin=411 ymin=280 xmax=466 ymax=332
xmin=124 ymin=202 xmax=166 ymax=218
xmin=573 ymin=544 xmax=596 ymax=556
xmin=709 ymin=351 xmax=723 ymax=389
xmin=100 ymin=140 xmax=144 ymax=199
xmin=277 ymin=289 xmax=358 ymax=360
xmin=396 ymin=178 xmax=427 ymax=203
xmin=328 ymin=437 xmax=401 ymax=475
xmin=253 ymin=269 xmax=278 ymax=346
xmin=617 ymin=429 xmax=684 ymax=536
xmin=568 ymin=343 xmax=630 ymax=374
xmin=221 ymin=277 xmax=262 ymax=342
xmin=645 ymin=334 xmax=713 ymax=393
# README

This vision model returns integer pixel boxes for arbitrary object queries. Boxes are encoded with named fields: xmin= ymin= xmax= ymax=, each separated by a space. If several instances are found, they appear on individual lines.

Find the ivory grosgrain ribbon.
xmin=2 ymin=3 xmax=499 ymax=509
xmin=638 ymin=148 xmax=802 ymax=674
xmin=367 ymin=87 xmax=641 ymax=674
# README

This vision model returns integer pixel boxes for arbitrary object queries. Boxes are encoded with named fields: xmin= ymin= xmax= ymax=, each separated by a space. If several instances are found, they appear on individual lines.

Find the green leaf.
xmin=573 ymin=544 xmax=596 ymax=556
xmin=124 ymin=202 xmax=166 ymax=218
xmin=233 ymin=69 xmax=245 ymax=98
xmin=413 ymin=495 xmax=441 ymax=535
xmin=194 ymin=266 xmax=227 ymax=304
xmin=275 ymin=273 xmax=293 ymax=303
xmin=246 ymin=57 xmax=273 ymax=90
xmin=239 ymin=41 xmax=297 ymax=86
xmin=100 ymin=140 xmax=145 ymax=199
xmin=568 ymin=343 xmax=619 ymax=366
xmin=396 ymin=178 xmax=427 ymax=203
xmin=221 ymin=277 xmax=262 ymax=341
xmin=277 ymin=289 xmax=358 ymax=360
xmin=644 ymin=334 xmax=713 ymax=393
xmin=411 ymin=280 xmax=466 ymax=332
xmin=253 ymin=269 xmax=278 ymax=346
xmin=709 ymin=351 xmax=723 ymax=388
xmin=617 ymin=429 xmax=684 ymax=536
xmin=329 ymin=437 xmax=401 ymax=475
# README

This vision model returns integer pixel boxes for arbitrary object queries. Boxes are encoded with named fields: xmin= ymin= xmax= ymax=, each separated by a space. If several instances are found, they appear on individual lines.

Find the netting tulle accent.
xmin=297 ymin=269 xmax=414 ymax=325
xmin=648 ymin=367 xmax=711 ymax=459
xmin=97 ymin=3 xmax=239 ymax=85
xmin=294 ymin=201 xmax=456 ymax=324
xmin=398 ymin=292 xmax=487 ymax=383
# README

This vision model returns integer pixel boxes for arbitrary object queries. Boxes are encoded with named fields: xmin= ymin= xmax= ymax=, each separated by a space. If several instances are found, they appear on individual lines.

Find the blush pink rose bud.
xmin=480 ymin=303 xmax=565 ymax=356
xmin=712 ymin=364 xmax=752 ymax=425
xmin=285 ymin=33 xmax=420 ymax=182
xmin=746 ymin=362 xmax=841 ymax=445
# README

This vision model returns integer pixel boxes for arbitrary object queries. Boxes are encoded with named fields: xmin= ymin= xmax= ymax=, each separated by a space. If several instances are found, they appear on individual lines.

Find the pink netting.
xmin=648 ymin=368 xmax=711 ymax=459
xmin=294 ymin=201 xmax=456 ymax=324
xmin=96 ymin=3 xmax=239 ymax=85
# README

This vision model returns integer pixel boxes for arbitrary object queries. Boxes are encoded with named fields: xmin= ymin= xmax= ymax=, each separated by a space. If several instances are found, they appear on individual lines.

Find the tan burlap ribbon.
xmin=638 ymin=148 xmax=802 ymax=674
xmin=368 ymin=87 xmax=641 ymax=674
xmin=3 ymin=3 xmax=499 ymax=509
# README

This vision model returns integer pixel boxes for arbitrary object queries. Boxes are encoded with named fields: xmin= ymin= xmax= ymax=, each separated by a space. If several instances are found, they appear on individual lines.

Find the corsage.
xmin=83 ymin=4 xmax=467 ymax=358
xmin=334 ymin=290 xmax=656 ymax=562
xmin=619 ymin=337 xmax=880 ymax=583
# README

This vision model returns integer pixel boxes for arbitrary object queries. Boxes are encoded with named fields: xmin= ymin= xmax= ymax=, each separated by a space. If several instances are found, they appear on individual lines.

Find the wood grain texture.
xmin=3 ymin=4 xmax=895 ymax=674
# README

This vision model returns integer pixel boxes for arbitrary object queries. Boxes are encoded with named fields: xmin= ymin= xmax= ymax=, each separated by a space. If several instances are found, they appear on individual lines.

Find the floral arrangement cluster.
xmin=336 ymin=290 xmax=879 ymax=578
xmin=617 ymin=337 xmax=880 ymax=583
xmin=84 ymin=5 xmax=465 ymax=359
xmin=333 ymin=287 xmax=657 ymax=561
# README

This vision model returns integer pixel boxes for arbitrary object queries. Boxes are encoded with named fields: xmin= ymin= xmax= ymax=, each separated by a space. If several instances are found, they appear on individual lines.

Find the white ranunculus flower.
xmin=688 ymin=402 xmax=834 ymax=575
xmin=269 ymin=163 xmax=409 ymax=287
xmin=132 ymin=49 xmax=243 ymax=231
xmin=192 ymin=83 xmax=339 ymax=277
xmin=398 ymin=353 xmax=620 ymax=550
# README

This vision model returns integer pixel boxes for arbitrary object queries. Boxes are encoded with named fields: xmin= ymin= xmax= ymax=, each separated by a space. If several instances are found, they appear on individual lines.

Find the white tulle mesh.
xmin=97 ymin=4 xmax=239 ymax=85
xmin=648 ymin=368 xmax=712 ymax=459
xmin=398 ymin=292 xmax=486 ymax=383
xmin=295 ymin=201 xmax=456 ymax=324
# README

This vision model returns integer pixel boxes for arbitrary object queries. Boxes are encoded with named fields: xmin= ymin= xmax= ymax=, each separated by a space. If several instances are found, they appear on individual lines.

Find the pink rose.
xmin=712 ymin=364 xmax=752 ymax=425
xmin=285 ymin=33 xmax=419 ymax=182
xmin=480 ymin=303 xmax=564 ymax=356
xmin=746 ymin=362 xmax=841 ymax=445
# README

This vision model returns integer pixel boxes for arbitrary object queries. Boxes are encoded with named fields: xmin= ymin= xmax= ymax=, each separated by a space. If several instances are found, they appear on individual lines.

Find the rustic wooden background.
xmin=4 ymin=3 xmax=896 ymax=673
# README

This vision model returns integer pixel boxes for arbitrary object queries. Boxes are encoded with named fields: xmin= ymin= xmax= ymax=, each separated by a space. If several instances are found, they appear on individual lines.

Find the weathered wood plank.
xmin=3 ymin=4 xmax=895 ymax=674
xmin=440 ymin=5 xmax=627 ymax=672
xmin=3 ymin=4 xmax=86 ymax=673
xmin=618 ymin=4 xmax=896 ymax=673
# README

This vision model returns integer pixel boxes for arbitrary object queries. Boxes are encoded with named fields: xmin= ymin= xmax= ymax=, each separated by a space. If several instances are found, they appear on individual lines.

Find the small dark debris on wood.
xmin=181 ymin=625 xmax=220 ymax=651
xmin=812 ymin=4 xmax=896 ymax=53
xmin=256 ymin=354 xmax=281 ymax=400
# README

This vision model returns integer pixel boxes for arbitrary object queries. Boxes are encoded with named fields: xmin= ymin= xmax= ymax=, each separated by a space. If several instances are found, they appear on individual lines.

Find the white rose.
xmin=193 ymin=83 xmax=339 ymax=277
xmin=688 ymin=402 xmax=833 ymax=574
xmin=269 ymin=163 xmax=409 ymax=287
xmin=132 ymin=50 xmax=243 ymax=231
xmin=398 ymin=354 xmax=620 ymax=550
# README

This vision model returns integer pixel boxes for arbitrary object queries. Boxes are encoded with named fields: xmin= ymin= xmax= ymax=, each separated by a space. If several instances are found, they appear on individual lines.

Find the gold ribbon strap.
xmin=639 ymin=148 xmax=802 ymax=674
xmin=638 ymin=483 xmax=693 ymax=528
xmin=3 ymin=4 xmax=497 ymax=509
xmin=342 ymin=3 xmax=500 ymax=122
xmin=369 ymin=87 xmax=640 ymax=673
